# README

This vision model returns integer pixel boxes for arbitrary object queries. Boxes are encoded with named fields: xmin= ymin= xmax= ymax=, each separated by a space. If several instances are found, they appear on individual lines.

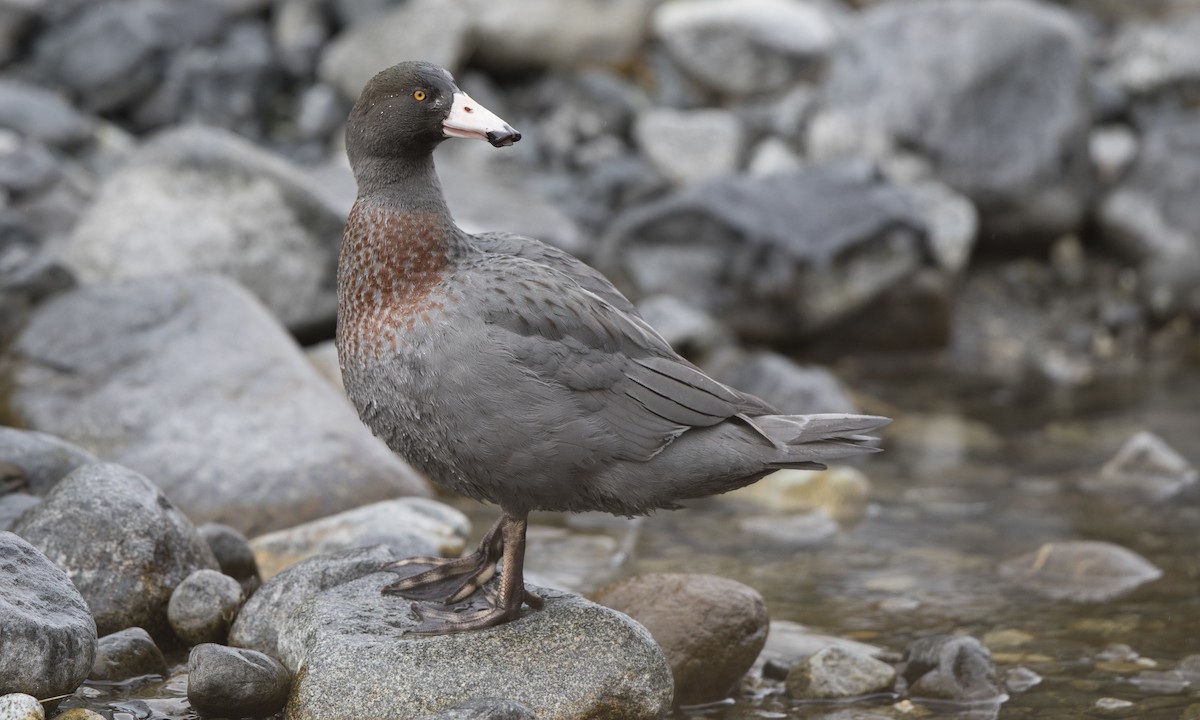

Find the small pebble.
xmin=187 ymin=644 xmax=290 ymax=719
xmin=786 ymin=645 xmax=896 ymax=700
xmin=1095 ymin=697 xmax=1134 ymax=712
xmin=90 ymin=627 xmax=168 ymax=682
xmin=0 ymin=694 xmax=43 ymax=720
xmin=50 ymin=710 xmax=105 ymax=720
xmin=197 ymin=523 xmax=260 ymax=591
xmin=1005 ymin=666 xmax=1043 ymax=693
xmin=168 ymin=569 xmax=244 ymax=646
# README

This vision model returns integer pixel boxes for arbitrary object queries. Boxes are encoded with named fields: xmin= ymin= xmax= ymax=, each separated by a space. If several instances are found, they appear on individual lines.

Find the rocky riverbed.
xmin=2 ymin=0 xmax=1200 ymax=718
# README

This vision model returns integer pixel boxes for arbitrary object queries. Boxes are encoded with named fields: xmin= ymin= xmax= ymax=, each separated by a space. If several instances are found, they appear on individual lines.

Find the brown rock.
xmin=593 ymin=572 xmax=769 ymax=705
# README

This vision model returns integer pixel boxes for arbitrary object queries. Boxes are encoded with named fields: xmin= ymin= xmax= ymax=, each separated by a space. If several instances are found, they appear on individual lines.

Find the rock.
xmin=593 ymin=573 xmax=767 ymax=705
xmin=305 ymin=338 xmax=346 ymax=393
xmin=48 ymin=710 xmax=105 ymax=720
xmin=418 ymin=698 xmax=535 ymax=720
xmin=281 ymin=573 xmax=671 ymax=720
xmin=12 ymin=464 xmax=217 ymax=639
xmin=786 ymin=645 xmax=897 ymax=700
xmin=248 ymin=498 xmax=469 ymax=581
xmin=523 ymin=526 xmax=623 ymax=594
xmin=90 ymin=627 xmax=168 ymax=682
xmin=1000 ymin=541 xmax=1163 ymax=603
xmin=187 ymin=644 xmax=290 ymax=720
xmin=0 ymin=1 xmax=38 ymax=66
xmin=273 ymin=0 xmax=331 ymax=77
xmin=1090 ymin=125 xmax=1139 ymax=184
xmin=1084 ymin=431 xmax=1198 ymax=500
xmin=1004 ymin=666 xmax=1043 ymax=693
xmin=747 ymin=137 xmax=803 ymax=177
xmin=168 ymin=569 xmax=244 ymax=646
xmin=0 ymin=694 xmax=43 ymax=720
xmin=707 ymin=350 xmax=859 ymax=415
xmin=599 ymin=164 xmax=926 ymax=342
xmin=0 ymin=134 xmax=60 ymax=195
xmin=55 ymin=125 xmax=345 ymax=332
xmin=0 ymin=81 xmax=92 ymax=148
xmin=812 ymin=0 xmax=1091 ymax=247
xmin=758 ymin=620 xmax=889 ymax=680
xmin=636 ymin=294 xmax=731 ymax=359
xmin=728 ymin=466 xmax=872 ymax=524
xmin=33 ymin=0 xmax=166 ymax=112
xmin=0 ymin=276 xmax=430 ymax=535
xmin=0 ymin=493 xmax=39 ymax=532
xmin=901 ymin=635 xmax=1001 ymax=702
xmin=228 ymin=545 xmax=398 ymax=664
xmin=318 ymin=0 xmax=471 ymax=100
xmin=738 ymin=511 xmax=839 ymax=546
xmin=1102 ymin=12 xmax=1200 ymax=97
xmin=197 ymin=523 xmax=260 ymax=588
xmin=1098 ymin=112 xmax=1200 ymax=319
xmin=0 ymin=531 xmax=96 ymax=699
xmin=633 ymin=108 xmax=745 ymax=186
xmin=0 ymin=427 xmax=99 ymax=496
xmin=296 ymin=83 xmax=349 ymax=143
xmin=469 ymin=0 xmax=654 ymax=71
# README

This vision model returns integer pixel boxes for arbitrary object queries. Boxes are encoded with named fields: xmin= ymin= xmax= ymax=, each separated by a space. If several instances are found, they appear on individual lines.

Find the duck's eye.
xmin=413 ymin=89 xmax=427 ymax=101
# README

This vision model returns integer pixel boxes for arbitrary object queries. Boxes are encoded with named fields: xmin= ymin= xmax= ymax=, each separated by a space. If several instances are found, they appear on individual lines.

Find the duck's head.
xmin=345 ymin=61 xmax=521 ymax=167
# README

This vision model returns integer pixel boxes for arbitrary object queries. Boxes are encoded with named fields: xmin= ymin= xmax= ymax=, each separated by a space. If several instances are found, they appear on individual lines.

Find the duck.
xmin=335 ymin=61 xmax=889 ymax=634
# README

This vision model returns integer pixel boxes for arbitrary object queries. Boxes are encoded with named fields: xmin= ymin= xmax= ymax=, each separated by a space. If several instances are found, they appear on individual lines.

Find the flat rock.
xmin=757 ymin=620 xmax=889 ymax=680
xmin=188 ymin=644 xmax=291 ymax=719
xmin=12 ymin=463 xmax=217 ymax=639
xmin=1084 ymin=431 xmax=1198 ymax=500
xmin=0 ymin=427 xmax=99 ymax=496
xmin=55 ymin=125 xmax=344 ymax=333
xmin=0 ymin=531 xmax=96 ymax=698
xmin=1000 ymin=540 xmax=1162 ymax=603
xmin=248 ymin=498 xmax=469 ymax=580
xmin=0 ymin=275 xmax=430 ymax=535
xmin=469 ymin=0 xmax=654 ymax=71
xmin=90 ymin=627 xmax=169 ymax=682
xmin=652 ymin=0 xmax=844 ymax=96
xmin=811 ymin=0 xmax=1091 ymax=247
xmin=593 ymin=573 xmax=767 ymax=705
xmin=599 ymin=164 xmax=925 ymax=342
xmin=786 ymin=645 xmax=897 ymax=700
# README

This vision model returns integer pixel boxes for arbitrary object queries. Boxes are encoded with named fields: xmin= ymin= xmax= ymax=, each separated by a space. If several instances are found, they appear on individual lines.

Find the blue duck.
xmin=336 ymin=61 xmax=889 ymax=633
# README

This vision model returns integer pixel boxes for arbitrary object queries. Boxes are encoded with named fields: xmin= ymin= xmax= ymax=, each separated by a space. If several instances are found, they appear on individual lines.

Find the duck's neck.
xmin=352 ymin=153 xmax=454 ymax=220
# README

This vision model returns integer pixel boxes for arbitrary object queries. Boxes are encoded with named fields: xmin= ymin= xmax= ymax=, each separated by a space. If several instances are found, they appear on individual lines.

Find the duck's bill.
xmin=443 ymin=92 xmax=521 ymax=147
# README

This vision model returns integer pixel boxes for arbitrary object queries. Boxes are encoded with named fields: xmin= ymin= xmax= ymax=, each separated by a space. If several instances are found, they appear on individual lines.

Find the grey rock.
xmin=901 ymin=635 xmax=1001 ymax=702
xmin=0 ymin=81 xmax=92 ymax=147
xmin=1000 ymin=540 xmax=1163 ymax=603
xmin=786 ymin=645 xmax=897 ymax=700
xmin=132 ymin=21 xmax=280 ymax=138
xmin=296 ymin=83 xmax=349 ymax=143
xmin=1090 ymin=125 xmax=1139 ymax=185
xmin=758 ymin=620 xmax=889 ymax=680
xmin=273 ymin=0 xmax=331 ymax=77
xmin=0 ymin=134 xmax=60 ymax=194
xmin=12 ymin=463 xmax=218 ymax=639
xmin=593 ymin=572 xmax=767 ymax=705
xmin=0 ymin=493 xmax=39 ymax=532
xmin=812 ymin=0 xmax=1092 ymax=247
xmin=248 ymin=498 xmax=469 ymax=581
xmin=305 ymin=338 xmax=346 ymax=393
xmin=737 ymin=511 xmax=839 ymax=547
xmin=0 ymin=427 xmax=98 ymax=496
xmin=279 ymin=573 xmax=672 ymax=720
xmin=34 ymin=0 xmax=167 ymax=112
xmin=707 ymin=349 xmax=859 ymax=415
xmin=633 ymin=108 xmax=745 ymax=186
xmin=318 ymin=0 xmax=471 ymax=100
xmin=1084 ymin=431 xmax=1198 ymax=500
xmin=522 ymin=525 xmax=624 ymax=594
xmin=0 ymin=531 xmax=96 ymax=698
xmin=0 ymin=276 xmax=430 ymax=535
xmin=1098 ymin=112 xmax=1200 ymax=319
xmin=168 ymin=569 xmax=244 ymax=646
xmin=56 ymin=125 xmax=345 ymax=332
xmin=418 ymin=698 xmax=535 ymax=720
xmin=198 ymin=523 xmax=260 ymax=586
xmin=1102 ymin=12 xmax=1200 ymax=97
xmin=187 ymin=644 xmax=290 ymax=720
xmin=881 ymin=156 xmax=979 ymax=275
xmin=90 ymin=627 xmax=168 ymax=682
xmin=746 ymin=137 xmax=803 ymax=177
xmin=599 ymin=164 xmax=926 ymax=342
xmin=228 ymin=545 xmax=399 ymax=664
xmin=653 ymin=0 xmax=844 ymax=96
xmin=0 ymin=694 xmax=43 ymax=720
xmin=636 ymin=294 xmax=732 ymax=358
xmin=0 ymin=2 xmax=38 ymax=66
xmin=469 ymin=0 xmax=654 ymax=71
xmin=1004 ymin=665 xmax=1042 ymax=693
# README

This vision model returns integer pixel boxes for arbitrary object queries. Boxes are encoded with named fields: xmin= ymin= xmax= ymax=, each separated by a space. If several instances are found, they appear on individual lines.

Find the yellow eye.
xmin=413 ymin=89 xmax=427 ymax=101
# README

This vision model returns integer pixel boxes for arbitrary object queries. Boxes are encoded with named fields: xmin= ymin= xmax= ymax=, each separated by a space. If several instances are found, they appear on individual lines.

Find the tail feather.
xmin=746 ymin=413 xmax=890 ymax=468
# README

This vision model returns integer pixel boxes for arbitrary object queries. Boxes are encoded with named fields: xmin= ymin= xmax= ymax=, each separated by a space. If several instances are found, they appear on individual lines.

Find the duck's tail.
xmin=743 ymin=413 xmax=891 ymax=470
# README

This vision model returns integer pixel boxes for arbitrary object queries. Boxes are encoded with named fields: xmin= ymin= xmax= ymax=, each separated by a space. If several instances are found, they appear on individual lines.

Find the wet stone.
xmin=758 ymin=620 xmax=890 ymax=681
xmin=197 ymin=523 xmax=260 ymax=588
xmin=0 ymin=532 xmax=96 ymax=699
xmin=187 ymin=644 xmax=291 ymax=720
xmin=901 ymin=635 xmax=1002 ymax=703
xmin=593 ymin=572 xmax=767 ymax=705
xmin=786 ymin=645 xmax=897 ymax=700
xmin=90 ymin=627 xmax=168 ymax=682
xmin=0 ymin=694 xmax=43 ymax=720
xmin=1005 ymin=666 xmax=1043 ymax=693
xmin=1085 ymin=431 xmax=1198 ymax=501
xmin=167 ymin=569 xmax=244 ymax=646
xmin=1000 ymin=541 xmax=1163 ymax=603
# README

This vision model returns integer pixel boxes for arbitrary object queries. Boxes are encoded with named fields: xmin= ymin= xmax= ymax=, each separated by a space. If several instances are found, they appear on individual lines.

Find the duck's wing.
xmin=467 ymin=253 xmax=777 ymax=463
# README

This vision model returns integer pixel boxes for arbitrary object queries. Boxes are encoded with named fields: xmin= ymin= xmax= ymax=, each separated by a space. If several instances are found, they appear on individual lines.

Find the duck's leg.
xmin=404 ymin=513 xmax=544 ymax=634
xmin=381 ymin=515 xmax=505 ymax=602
